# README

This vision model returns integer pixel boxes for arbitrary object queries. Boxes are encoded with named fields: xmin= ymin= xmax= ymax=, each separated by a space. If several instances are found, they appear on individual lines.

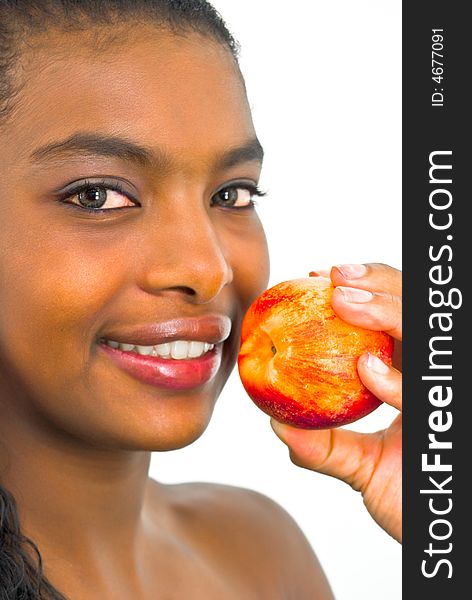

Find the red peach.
xmin=237 ymin=277 xmax=393 ymax=429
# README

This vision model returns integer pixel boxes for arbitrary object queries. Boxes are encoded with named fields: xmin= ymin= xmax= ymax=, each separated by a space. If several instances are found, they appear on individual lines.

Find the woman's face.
xmin=0 ymin=25 xmax=269 ymax=451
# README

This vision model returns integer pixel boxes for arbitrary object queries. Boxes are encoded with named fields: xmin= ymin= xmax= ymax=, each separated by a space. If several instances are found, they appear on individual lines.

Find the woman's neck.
xmin=0 ymin=406 xmax=162 ymax=575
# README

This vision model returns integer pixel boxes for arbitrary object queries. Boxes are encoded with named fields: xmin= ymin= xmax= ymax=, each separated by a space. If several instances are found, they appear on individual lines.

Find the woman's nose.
xmin=137 ymin=203 xmax=234 ymax=304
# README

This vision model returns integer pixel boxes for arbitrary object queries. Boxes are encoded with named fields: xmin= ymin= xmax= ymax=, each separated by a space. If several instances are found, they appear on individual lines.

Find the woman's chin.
xmin=71 ymin=390 xmax=219 ymax=453
xmin=23 ymin=374 xmax=222 ymax=454
xmin=123 ymin=407 xmax=215 ymax=452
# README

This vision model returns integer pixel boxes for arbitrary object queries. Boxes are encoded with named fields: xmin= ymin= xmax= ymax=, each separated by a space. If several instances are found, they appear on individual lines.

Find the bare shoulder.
xmin=159 ymin=480 xmax=334 ymax=599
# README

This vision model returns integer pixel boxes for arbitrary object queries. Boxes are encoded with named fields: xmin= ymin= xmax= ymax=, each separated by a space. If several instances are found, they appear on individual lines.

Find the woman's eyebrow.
xmin=29 ymin=132 xmax=168 ymax=168
xmin=28 ymin=132 xmax=264 ymax=170
xmin=213 ymin=138 xmax=264 ymax=169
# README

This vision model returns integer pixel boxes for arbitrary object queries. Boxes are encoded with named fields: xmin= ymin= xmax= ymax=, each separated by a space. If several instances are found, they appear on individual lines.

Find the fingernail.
xmin=336 ymin=264 xmax=367 ymax=279
xmin=337 ymin=286 xmax=373 ymax=303
xmin=366 ymin=353 xmax=390 ymax=374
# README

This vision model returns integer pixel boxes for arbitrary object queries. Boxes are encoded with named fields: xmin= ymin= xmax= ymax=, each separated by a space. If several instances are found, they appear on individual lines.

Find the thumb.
xmin=270 ymin=418 xmax=381 ymax=493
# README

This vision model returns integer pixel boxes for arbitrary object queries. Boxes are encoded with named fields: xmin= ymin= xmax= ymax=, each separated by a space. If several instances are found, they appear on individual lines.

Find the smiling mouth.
xmin=100 ymin=338 xmax=215 ymax=360
xmin=98 ymin=337 xmax=222 ymax=390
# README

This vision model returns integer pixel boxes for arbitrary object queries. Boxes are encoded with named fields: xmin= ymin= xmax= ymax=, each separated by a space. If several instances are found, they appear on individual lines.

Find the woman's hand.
xmin=270 ymin=263 xmax=402 ymax=543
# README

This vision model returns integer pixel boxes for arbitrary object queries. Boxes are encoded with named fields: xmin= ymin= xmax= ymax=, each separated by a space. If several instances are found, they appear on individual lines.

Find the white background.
xmin=150 ymin=2 xmax=402 ymax=598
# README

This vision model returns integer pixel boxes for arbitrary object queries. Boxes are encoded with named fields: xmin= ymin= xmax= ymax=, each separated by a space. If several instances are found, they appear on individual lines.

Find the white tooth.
xmin=120 ymin=343 xmax=135 ymax=352
xmin=109 ymin=340 xmax=214 ymax=357
xmin=154 ymin=342 xmax=171 ymax=357
xmin=136 ymin=345 xmax=153 ymax=356
xmin=170 ymin=340 xmax=190 ymax=359
xmin=188 ymin=341 xmax=205 ymax=358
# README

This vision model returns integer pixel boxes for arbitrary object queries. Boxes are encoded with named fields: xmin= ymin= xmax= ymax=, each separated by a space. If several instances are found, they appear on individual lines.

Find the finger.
xmin=270 ymin=418 xmax=382 ymax=493
xmin=330 ymin=263 xmax=402 ymax=297
xmin=358 ymin=353 xmax=402 ymax=411
xmin=331 ymin=285 xmax=402 ymax=340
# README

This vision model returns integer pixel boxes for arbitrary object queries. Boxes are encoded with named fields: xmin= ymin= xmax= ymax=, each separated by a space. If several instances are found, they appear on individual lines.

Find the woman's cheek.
xmin=0 ymin=234 xmax=122 ymax=380
xmin=225 ymin=215 xmax=270 ymax=312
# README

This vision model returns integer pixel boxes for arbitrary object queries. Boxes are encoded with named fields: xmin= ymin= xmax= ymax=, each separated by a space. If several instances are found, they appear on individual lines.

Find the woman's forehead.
xmin=3 ymin=27 xmax=254 ymax=166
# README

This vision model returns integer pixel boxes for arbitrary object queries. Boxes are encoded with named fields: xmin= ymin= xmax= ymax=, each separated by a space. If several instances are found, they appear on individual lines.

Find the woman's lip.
xmin=100 ymin=315 xmax=232 ymax=347
xmin=99 ymin=341 xmax=223 ymax=391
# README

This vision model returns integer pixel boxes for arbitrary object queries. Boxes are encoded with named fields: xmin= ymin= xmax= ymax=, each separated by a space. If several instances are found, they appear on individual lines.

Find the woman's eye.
xmin=61 ymin=183 xmax=138 ymax=211
xmin=211 ymin=185 xmax=263 ymax=209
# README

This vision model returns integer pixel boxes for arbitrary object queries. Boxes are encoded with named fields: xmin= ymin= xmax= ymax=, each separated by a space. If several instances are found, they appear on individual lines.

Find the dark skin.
xmin=0 ymin=25 xmax=333 ymax=599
